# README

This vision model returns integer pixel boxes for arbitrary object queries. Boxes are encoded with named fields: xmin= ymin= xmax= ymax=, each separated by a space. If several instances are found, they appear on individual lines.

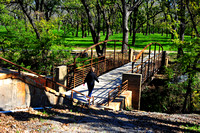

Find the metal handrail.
xmin=67 ymin=40 xmax=131 ymax=89
xmin=0 ymin=56 xmax=94 ymax=104
xmin=128 ymin=42 xmax=163 ymax=73
xmin=134 ymin=42 xmax=163 ymax=61
xmin=107 ymin=80 xmax=128 ymax=106
xmin=74 ymin=40 xmax=131 ymax=60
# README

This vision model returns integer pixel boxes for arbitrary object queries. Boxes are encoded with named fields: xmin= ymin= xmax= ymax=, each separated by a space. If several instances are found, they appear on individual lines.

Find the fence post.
xmin=71 ymin=90 xmax=73 ymax=99
xmin=128 ymin=46 xmax=131 ymax=62
xmin=114 ymin=41 xmax=116 ymax=67
xmin=148 ymin=45 xmax=151 ymax=79
xmin=83 ymin=62 xmax=85 ymax=84
xmin=153 ymin=43 xmax=156 ymax=75
xmin=55 ymin=65 xmax=67 ymax=92
xmin=122 ymin=51 xmax=124 ymax=65
xmin=129 ymin=48 xmax=134 ymax=62
xmin=91 ymin=48 xmax=93 ymax=67
xmin=141 ymin=53 xmax=143 ymax=75
xmin=97 ymin=57 xmax=100 ymax=76
xmin=118 ymin=53 xmax=120 ymax=67
xmin=161 ymin=51 xmax=166 ymax=67
xmin=104 ymin=45 xmax=107 ymax=72
xmin=132 ymin=62 xmax=135 ymax=73
xmin=73 ymin=58 xmax=76 ymax=88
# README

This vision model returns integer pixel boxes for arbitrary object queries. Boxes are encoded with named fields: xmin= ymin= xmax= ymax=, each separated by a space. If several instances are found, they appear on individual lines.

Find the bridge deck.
xmin=64 ymin=53 xmax=154 ymax=105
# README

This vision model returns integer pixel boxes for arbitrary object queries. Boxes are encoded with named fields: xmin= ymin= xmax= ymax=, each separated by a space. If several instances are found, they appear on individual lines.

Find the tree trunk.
xmin=85 ymin=24 xmax=87 ymax=37
xmin=58 ymin=20 xmax=61 ymax=31
xmin=18 ymin=0 xmax=40 ymax=40
xmin=186 ymin=0 xmax=199 ymax=37
xmin=152 ymin=18 xmax=155 ymax=34
xmin=142 ymin=24 xmax=144 ymax=35
xmin=182 ymin=74 xmax=192 ymax=113
xmin=146 ymin=0 xmax=149 ymax=36
xmin=81 ymin=17 xmax=85 ymax=38
xmin=121 ymin=4 xmax=130 ymax=53
xmin=88 ymin=25 xmax=90 ymax=36
xmin=146 ymin=23 xmax=148 ymax=35
xmin=76 ymin=21 xmax=79 ymax=37
xmin=129 ymin=14 xmax=132 ymax=36
xmin=132 ymin=8 xmax=138 ymax=46
xmin=81 ymin=0 xmax=101 ymax=56
xmin=149 ymin=25 xmax=151 ymax=35
xmin=177 ymin=0 xmax=185 ymax=58
xmin=103 ymin=20 xmax=105 ymax=35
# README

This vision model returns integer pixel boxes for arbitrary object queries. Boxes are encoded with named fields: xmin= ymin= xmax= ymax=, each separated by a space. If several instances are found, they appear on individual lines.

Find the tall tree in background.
xmin=81 ymin=0 xmax=103 ymax=56
xmin=119 ymin=0 xmax=143 ymax=52
xmin=186 ymin=0 xmax=200 ymax=37
xmin=177 ymin=0 xmax=186 ymax=58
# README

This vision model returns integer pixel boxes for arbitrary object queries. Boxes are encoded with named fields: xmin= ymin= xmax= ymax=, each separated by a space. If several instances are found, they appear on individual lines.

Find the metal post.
xmin=83 ymin=62 xmax=85 ymax=84
xmin=141 ymin=53 xmax=143 ymax=74
xmin=153 ymin=43 xmax=156 ymax=74
xmin=73 ymin=58 xmax=76 ymax=88
xmin=132 ymin=62 xmax=135 ymax=73
xmin=114 ymin=41 xmax=116 ymax=67
xmin=104 ymin=45 xmax=107 ymax=72
xmin=97 ymin=57 xmax=99 ymax=76
xmin=118 ymin=53 xmax=120 ymax=67
xmin=91 ymin=48 xmax=93 ymax=67
xmin=159 ymin=46 xmax=161 ymax=68
xmin=71 ymin=90 xmax=73 ymax=99
xmin=128 ymin=46 xmax=131 ymax=62
xmin=148 ymin=45 xmax=151 ymax=79
xmin=122 ymin=51 xmax=124 ymax=65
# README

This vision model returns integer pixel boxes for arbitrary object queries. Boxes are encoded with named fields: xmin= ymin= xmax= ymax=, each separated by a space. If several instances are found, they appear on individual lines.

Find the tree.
xmin=131 ymin=0 xmax=161 ymax=46
xmin=186 ymin=0 xmax=200 ymax=37
xmin=118 ymin=0 xmax=143 ymax=52
xmin=0 ymin=0 xmax=71 ymax=72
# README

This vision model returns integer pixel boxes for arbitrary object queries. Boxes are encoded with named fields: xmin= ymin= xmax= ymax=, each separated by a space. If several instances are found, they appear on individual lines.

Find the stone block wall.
xmin=0 ymin=74 xmax=59 ymax=111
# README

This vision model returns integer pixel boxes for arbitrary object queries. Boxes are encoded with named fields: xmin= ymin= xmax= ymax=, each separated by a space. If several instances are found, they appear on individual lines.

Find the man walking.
xmin=83 ymin=67 xmax=99 ymax=100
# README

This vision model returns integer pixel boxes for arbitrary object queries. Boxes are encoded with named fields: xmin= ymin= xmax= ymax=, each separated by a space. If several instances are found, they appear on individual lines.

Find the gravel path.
xmin=0 ymin=105 xmax=199 ymax=133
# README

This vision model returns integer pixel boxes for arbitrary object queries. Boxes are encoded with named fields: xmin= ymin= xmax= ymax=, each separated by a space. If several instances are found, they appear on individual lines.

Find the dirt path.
xmin=0 ymin=105 xmax=199 ymax=132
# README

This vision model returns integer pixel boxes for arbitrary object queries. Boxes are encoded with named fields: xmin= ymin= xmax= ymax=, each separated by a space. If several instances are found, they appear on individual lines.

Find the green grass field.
xmin=0 ymin=25 xmax=194 ymax=51
xmin=62 ymin=31 xmax=194 ymax=51
xmin=63 ymin=32 xmax=175 ymax=50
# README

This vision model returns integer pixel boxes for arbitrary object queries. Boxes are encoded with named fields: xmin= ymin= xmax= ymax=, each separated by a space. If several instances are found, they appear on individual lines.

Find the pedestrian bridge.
xmin=0 ymin=40 xmax=166 ymax=110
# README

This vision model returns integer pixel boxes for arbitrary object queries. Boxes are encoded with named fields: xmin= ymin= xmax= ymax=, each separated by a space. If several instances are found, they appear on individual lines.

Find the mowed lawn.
xmin=0 ymin=25 xmax=193 ymax=51
xmin=62 ymin=32 xmax=192 ymax=51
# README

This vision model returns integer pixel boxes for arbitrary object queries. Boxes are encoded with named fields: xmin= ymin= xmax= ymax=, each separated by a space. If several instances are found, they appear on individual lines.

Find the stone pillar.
xmin=122 ymin=73 xmax=142 ymax=110
xmin=161 ymin=51 xmax=166 ymax=67
xmin=129 ymin=48 xmax=134 ymax=62
xmin=55 ymin=65 xmax=67 ymax=93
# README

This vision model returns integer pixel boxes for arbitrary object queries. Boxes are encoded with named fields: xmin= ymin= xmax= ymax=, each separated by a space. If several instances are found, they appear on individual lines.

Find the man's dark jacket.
xmin=84 ymin=71 xmax=99 ymax=91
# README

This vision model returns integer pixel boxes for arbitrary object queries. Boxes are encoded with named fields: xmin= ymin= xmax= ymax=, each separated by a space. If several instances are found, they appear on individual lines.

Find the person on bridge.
xmin=83 ymin=67 xmax=99 ymax=100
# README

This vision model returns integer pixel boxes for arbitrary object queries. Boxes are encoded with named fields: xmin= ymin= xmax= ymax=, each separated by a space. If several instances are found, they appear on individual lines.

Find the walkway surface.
xmin=64 ymin=53 xmax=155 ymax=105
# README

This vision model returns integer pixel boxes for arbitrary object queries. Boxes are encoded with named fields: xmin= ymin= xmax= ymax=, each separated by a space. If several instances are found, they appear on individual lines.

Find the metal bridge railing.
xmin=67 ymin=40 xmax=131 ymax=89
xmin=128 ymin=42 xmax=164 ymax=84
xmin=106 ymin=80 xmax=128 ymax=106
xmin=0 ymin=56 xmax=95 ymax=105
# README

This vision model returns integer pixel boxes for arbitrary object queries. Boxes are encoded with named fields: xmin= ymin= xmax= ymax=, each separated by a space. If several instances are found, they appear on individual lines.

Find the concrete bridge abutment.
xmin=122 ymin=73 xmax=142 ymax=110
